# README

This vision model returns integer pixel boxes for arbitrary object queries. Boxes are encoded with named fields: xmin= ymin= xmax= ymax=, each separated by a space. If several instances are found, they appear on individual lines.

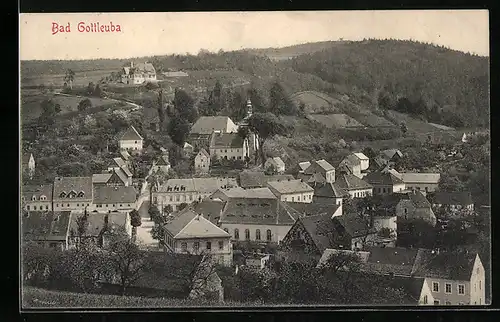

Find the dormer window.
xmin=31 ymin=195 xmax=37 ymax=201
xmin=68 ymin=190 xmax=77 ymax=199
xmin=77 ymin=191 xmax=85 ymax=198
xmin=40 ymin=195 xmax=46 ymax=201
xmin=59 ymin=192 xmax=66 ymax=198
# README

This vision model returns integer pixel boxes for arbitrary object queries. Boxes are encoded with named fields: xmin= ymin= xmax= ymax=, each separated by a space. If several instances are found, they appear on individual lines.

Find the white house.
xmin=52 ymin=177 xmax=93 ymax=212
xmin=118 ymin=126 xmax=143 ymax=154
xmin=267 ymin=179 xmax=314 ymax=203
xmin=209 ymin=132 xmax=249 ymax=161
xmin=22 ymin=184 xmax=53 ymax=212
xmin=121 ymin=61 xmax=157 ymax=85
xmin=353 ymin=152 xmax=370 ymax=171
xmin=22 ymin=153 xmax=36 ymax=180
xmin=163 ymin=208 xmax=233 ymax=266
xmin=92 ymin=186 xmax=137 ymax=213
xmin=265 ymin=157 xmax=286 ymax=174
xmin=194 ymin=149 xmax=211 ymax=174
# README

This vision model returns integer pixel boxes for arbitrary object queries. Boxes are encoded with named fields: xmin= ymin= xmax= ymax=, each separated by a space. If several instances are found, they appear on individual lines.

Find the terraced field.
xmin=291 ymin=91 xmax=341 ymax=114
xmin=21 ymin=69 xmax=118 ymax=88
xmin=308 ymin=113 xmax=365 ymax=128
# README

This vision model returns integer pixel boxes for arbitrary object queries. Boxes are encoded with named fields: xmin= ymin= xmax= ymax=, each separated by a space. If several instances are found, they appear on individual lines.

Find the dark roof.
xmin=312 ymin=182 xmax=349 ymax=199
xmin=267 ymin=179 xmax=314 ymax=194
xmin=197 ymin=148 xmax=210 ymax=159
xmin=299 ymin=213 xmax=337 ymax=253
xmin=22 ymin=184 xmax=53 ymax=201
xmin=193 ymin=200 xmax=226 ymax=225
xmin=411 ymin=249 xmax=478 ymax=281
xmin=220 ymin=198 xmax=297 ymax=225
xmin=364 ymin=172 xmax=404 ymax=186
xmin=431 ymin=191 xmax=473 ymax=206
xmin=380 ymin=149 xmax=403 ymax=160
xmin=342 ymin=154 xmax=361 ymax=167
xmin=404 ymin=191 xmax=432 ymax=208
xmin=210 ymin=133 xmax=244 ymax=148
xmin=335 ymin=174 xmax=373 ymax=191
xmin=285 ymin=202 xmax=340 ymax=219
xmin=382 ymin=276 xmax=427 ymax=304
xmin=22 ymin=211 xmax=72 ymax=241
xmin=156 ymin=154 xmax=170 ymax=166
xmin=93 ymin=186 xmax=137 ymax=204
xmin=333 ymin=212 xmax=376 ymax=238
xmin=119 ymin=126 xmax=143 ymax=141
xmin=361 ymin=246 xmax=420 ymax=276
xmin=239 ymin=171 xmax=294 ymax=189
xmin=303 ymin=159 xmax=335 ymax=174
xmin=53 ymin=177 xmax=93 ymax=201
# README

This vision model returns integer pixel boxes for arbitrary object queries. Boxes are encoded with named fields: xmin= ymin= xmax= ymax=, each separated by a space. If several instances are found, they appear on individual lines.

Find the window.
xmin=256 ymin=229 xmax=261 ymax=241
xmin=27 ymin=205 xmax=30 ymax=210
xmin=56 ymin=204 xmax=58 ymax=207
xmin=458 ymin=284 xmax=465 ymax=295
xmin=45 ymin=205 xmax=49 ymax=210
xmin=77 ymin=204 xmax=79 ymax=207
xmin=445 ymin=301 xmax=451 ymax=305
xmin=219 ymin=241 xmax=224 ymax=250
xmin=433 ymin=282 xmax=439 ymax=292
xmin=480 ymin=281 xmax=482 ymax=290
xmin=423 ymin=295 xmax=428 ymax=304
xmin=206 ymin=242 xmax=211 ymax=250
xmin=135 ymin=141 xmax=137 ymax=144
xmin=180 ymin=242 xmax=187 ymax=251
xmin=193 ymin=242 xmax=200 ymax=252
xmin=170 ymin=196 xmax=173 ymax=202
xmin=292 ymin=197 xmax=294 ymax=202
xmin=234 ymin=229 xmax=239 ymax=240
xmin=266 ymin=229 xmax=272 ymax=241
xmin=445 ymin=283 xmax=452 ymax=294
xmin=245 ymin=229 xmax=250 ymax=240
xmin=434 ymin=300 xmax=440 ymax=305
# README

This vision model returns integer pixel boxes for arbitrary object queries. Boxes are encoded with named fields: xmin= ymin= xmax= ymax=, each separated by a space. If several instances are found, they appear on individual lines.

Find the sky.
xmin=19 ymin=10 xmax=489 ymax=60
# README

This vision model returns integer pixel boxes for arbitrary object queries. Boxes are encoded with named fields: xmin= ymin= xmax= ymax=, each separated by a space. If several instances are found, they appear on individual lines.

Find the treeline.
xmin=286 ymin=39 xmax=489 ymax=128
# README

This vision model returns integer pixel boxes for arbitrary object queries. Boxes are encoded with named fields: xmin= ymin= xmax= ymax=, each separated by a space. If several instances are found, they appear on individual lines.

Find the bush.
xmin=78 ymin=98 xmax=93 ymax=111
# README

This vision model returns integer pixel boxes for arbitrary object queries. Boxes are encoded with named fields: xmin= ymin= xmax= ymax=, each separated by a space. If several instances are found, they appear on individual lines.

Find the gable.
xmin=281 ymin=220 xmax=321 ymax=254
xmin=108 ymin=171 xmax=126 ymax=185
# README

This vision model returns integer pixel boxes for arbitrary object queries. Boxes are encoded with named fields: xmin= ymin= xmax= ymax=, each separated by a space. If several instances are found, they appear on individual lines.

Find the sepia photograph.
xmin=19 ymin=10 xmax=490 ymax=309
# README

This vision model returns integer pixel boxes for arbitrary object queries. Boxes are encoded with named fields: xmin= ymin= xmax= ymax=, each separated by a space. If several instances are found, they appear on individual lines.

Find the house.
xmin=411 ymin=250 xmax=486 ymax=305
xmin=428 ymin=191 xmax=474 ymax=213
xmin=188 ymin=116 xmax=239 ymax=148
xmin=364 ymin=171 xmax=406 ymax=195
xmin=22 ymin=152 xmax=36 ymax=180
xmin=380 ymin=149 xmax=403 ymax=163
xmin=210 ymin=187 xmax=277 ymax=202
xmin=192 ymin=199 xmax=227 ymax=225
xmin=267 ymin=179 xmax=314 ymax=203
xmin=163 ymin=208 xmax=232 ymax=266
xmin=219 ymin=197 xmax=299 ymax=244
xmin=238 ymin=171 xmax=295 ymax=189
xmin=118 ymin=126 xmax=143 ymax=154
xmin=22 ymin=210 xmax=72 ymax=250
xmin=334 ymin=172 xmax=373 ymax=198
xmin=22 ymin=184 xmax=53 ymax=211
xmin=397 ymin=172 xmax=441 ymax=194
xmin=183 ymin=142 xmax=194 ymax=156
xmin=120 ymin=150 xmax=131 ymax=162
xmin=121 ymin=61 xmax=156 ymax=85
xmin=285 ymin=202 xmax=343 ymax=219
xmin=280 ymin=210 xmax=376 ymax=260
xmin=353 ymin=152 xmax=370 ymax=171
xmin=265 ymin=157 xmax=285 ymax=174
xmin=153 ymin=177 xmax=237 ymax=212
xmin=298 ymin=159 xmax=336 ymax=184
xmin=53 ymin=177 xmax=93 ymax=212
xmin=245 ymin=253 xmax=271 ymax=270
xmin=396 ymin=190 xmax=437 ymax=226
xmin=149 ymin=154 xmax=171 ymax=176
xmin=311 ymin=181 xmax=349 ymax=208
xmin=297 ymin=161 xmax=311 ymax=174
xmin=92 ymin=169 xmax=130 ymax=187
xmin=209 ymin=132 xmax=249 ymax=161
xmin=194 ymin=149 xmax=211 ymax=174
xmin=371 ymin=214 xmax=398 ymax=247
xmin=339 ymin=154 xmax=362 ymax=178
xmin=92 ymin=186 xmax=137 ymax=213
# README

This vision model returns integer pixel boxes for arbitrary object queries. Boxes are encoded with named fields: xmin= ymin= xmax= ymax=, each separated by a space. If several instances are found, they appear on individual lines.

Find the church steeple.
xmin=246 ymin=98 xmax=253 ymax=119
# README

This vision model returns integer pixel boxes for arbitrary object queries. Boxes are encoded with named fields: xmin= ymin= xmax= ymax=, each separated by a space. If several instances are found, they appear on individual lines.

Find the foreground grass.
xmin=22 ymin=287 xmax=261 ymax=308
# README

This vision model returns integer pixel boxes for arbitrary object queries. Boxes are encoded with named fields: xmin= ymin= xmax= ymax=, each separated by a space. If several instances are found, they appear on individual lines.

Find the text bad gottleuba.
xmin=52 ymin=22 xmax=122 ymax=35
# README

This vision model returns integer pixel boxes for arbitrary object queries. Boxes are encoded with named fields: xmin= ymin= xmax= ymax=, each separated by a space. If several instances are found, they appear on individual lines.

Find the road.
xmin=53 ymin=91 xmax=142 ymax=109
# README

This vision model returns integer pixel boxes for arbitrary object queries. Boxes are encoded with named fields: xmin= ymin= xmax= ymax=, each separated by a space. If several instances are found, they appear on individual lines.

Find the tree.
xmin=163 ymin=204 xmax=173 ymax=214
xmin=174 ymin=88 xmax=198 ymax=123
xmin=362 ymin=147 xmax=377 ymax=159
xmin=39 ymin=99 xmax=58 ymax=124
xmin=107 ymin=236 xmax=147 ymax=296
xmin=129 ymin=209 xmax=142 ymax=228
xmin=148 ymin=205 xmax=161 ymax=221
xmin=167 ymin=115 xmax=191 ymax=146
xmin=178 ymin=203 xmax=188 ymax=211
xmin=86 ymin=82 xmax=96 ymax=96
xmin=64 ymin=69 xmax=75 ymax=90
xmin=56 ymin=162 xmax=89 ymax=177
xmin=248 ymin=112 xmax=290 ymax=166
xmin=229 ymin=90 xmax=247 ymax=122
xmin=93 ymin=84 xmax=103 ymax=98
xmin=400 ymin=122 xmax=408 ymax=136
xmin=78 ymin=98 xmax=93 ymax=112
xmin=269 ymin=82 xmax=297 ymax=116
xmin=247 ymin=87 xmax=267 ymax=113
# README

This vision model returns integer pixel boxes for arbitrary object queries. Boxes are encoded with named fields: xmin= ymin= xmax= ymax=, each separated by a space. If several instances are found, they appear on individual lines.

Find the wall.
xmin=469 ymin=255 xmax=486 ymax=305
xmin=24 ymin=201 xmax=52 ymax=211
xmin=153 ymin=191 xmax=212 ymax=211
xmin=405 ymin=183 xmax=439 ymax=193
xmin=195 ymin=155 xmax=210 ymax=173
xmin=280 ymin=192 xmax=313 ymax=203
xmin=359 ymin=159 xmax=369 ymax=171
xmin=372 ymin=184 xmax=405 ymax=195
xmin=418 ymin=280 xmax=435 ymax=305
xmin=93 ymin=202 xmax=136 ymax=213
xmin=351 ymin=233 xmax=377 ymax=250
xmin=348 ymin=188 xmax=372 ymax=198
xmin=210 ymin=146 xmax=246 ymax=160
xmin=119 ymin=139 xmax=143 ymax=152
xmin=373 ymin=216 xmax=397 ymax=232
xmin=53 ymin=200 xmax=92 ymax=212
xmin=425 ymin=277 xmax=471 ymax=305
xmin=165 ymin=236 xmax=233 ymax=266
xmin=220 ymin=223 xmax=293 ymax=244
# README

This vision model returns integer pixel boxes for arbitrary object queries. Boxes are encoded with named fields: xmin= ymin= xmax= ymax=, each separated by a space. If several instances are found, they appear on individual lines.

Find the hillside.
xmin=242 ymin=40 xmax=351 ymax=60
xmin=284 ymin=39 xmax=489 ymax=128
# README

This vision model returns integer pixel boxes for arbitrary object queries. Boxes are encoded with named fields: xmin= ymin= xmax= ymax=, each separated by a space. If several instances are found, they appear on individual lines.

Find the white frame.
xmin=445 ymin=283 xmax=452 ymax=294
xmin=458 ymin=284 xmax=465 ymax=295
xmin=432 ymin=281 xmax=440 ymax=292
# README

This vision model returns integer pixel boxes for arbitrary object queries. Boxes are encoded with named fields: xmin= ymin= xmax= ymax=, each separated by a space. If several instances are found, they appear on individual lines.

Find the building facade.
xmin=267 ymin=179 xmax=314 ymax=203
xmin=118 ymin=126 xmax=144 ymax=153
xmin=194 ymin=149 xmax=211 ymax=174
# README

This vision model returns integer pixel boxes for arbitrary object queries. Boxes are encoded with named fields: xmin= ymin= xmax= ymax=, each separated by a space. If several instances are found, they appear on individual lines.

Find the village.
xmin=21 ymin=59 xmax=490 ymax=306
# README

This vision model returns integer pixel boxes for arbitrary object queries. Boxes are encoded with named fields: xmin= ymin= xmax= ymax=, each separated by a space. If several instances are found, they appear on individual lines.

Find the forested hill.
xmin=283 ymin=39 xmax=489 ymax=127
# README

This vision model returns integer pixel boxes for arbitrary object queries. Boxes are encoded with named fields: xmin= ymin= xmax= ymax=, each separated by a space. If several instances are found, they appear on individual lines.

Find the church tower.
xmin=246 ymin=98 xmax=253 ymax=119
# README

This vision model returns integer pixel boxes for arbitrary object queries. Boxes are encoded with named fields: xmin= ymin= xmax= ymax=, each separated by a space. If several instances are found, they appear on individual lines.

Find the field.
xmin=22 ymin=286 xmax=259 ymax=308
xmin=21 ymin=89 xmax=130 ymax=123
xmin=21 ymin=69 xmax=118 ymax=88
xmin=385 ymin=110 xmax=447 ymax=134
xmin=291 ymin=91 xmax=341 ymax=114
xmin=428 ymin=122 xmax=455 ymax=131
xmin=308 ymin=113 xmax=364 ymax=129
xmin=349 ymin=112 xmax=396 ymax=128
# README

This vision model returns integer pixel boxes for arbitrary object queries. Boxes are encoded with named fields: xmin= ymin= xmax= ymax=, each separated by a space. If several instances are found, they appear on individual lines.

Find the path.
xmin=135 ymin=199 xmax=161 ymax=250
